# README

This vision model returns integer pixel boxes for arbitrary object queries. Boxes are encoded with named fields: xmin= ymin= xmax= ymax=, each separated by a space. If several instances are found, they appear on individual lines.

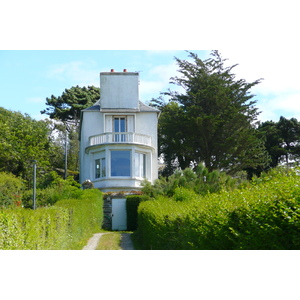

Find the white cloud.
xmin=218 ymin=49 xmax=300 ymax=122
xmin=220 ymin=49 xmax=300 ymax=94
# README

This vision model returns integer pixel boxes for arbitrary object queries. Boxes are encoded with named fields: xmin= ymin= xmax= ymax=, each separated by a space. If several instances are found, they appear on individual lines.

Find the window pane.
xmin=120 ymin=118 xmax=126 ymax=132
xmin=95 ymin=159 xmax=100 ymax=178
xmin=142 ymin=154 xmax=146 ymax=178
xmin=111 ymin=151 xmax=131 ymax=177
xmin=114 ymin=118 xmax=119 ymax=132
xmin=135 ymin=152 xmax=146 ymax=178
xmin=101 ymin=158 xmax=106 ymax=177
xmin=135 ymin=152 xmax=139 ymax=177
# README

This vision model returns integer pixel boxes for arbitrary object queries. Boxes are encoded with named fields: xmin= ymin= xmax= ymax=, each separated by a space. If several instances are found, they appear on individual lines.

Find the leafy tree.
xmin=0 ymin=107 xmax=51 ymax=185
xmin=153 ymin=51 xmax=270 ymax=176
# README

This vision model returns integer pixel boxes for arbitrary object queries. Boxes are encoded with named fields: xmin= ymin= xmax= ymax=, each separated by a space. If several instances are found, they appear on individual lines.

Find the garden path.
xmin=82 ymin=232 xmax=135 ymax=250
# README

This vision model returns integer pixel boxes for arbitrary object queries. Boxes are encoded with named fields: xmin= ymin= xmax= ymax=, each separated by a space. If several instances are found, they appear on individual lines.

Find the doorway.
xmin=112 ymin=198 xmax=127 ymax=231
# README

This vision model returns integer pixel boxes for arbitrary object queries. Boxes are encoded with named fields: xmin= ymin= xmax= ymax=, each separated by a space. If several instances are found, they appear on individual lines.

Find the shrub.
xmin=141 ymin=166 xmax=245 ymax=199
xmin=22 ymin=171 xmax=83 ymax=208
xmin=0 ymin=172 xmax=24 ymax=208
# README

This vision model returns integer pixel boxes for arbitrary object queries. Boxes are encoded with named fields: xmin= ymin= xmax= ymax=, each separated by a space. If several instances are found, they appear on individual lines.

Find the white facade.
xmin=79 ymin=70 xmax=160 ymax=192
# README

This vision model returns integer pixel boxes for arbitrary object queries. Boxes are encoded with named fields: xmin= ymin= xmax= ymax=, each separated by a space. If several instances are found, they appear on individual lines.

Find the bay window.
xmin=111 ymin=150 xmax=131 ymax=177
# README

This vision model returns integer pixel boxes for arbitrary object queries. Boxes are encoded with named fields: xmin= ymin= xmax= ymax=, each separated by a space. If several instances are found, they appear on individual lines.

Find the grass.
xmin=96 ymin=232 xmax=122 ymax=250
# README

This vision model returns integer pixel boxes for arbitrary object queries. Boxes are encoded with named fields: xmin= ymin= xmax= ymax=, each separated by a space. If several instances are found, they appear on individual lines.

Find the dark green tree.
xmin=41 ymin=85 xmax=100 ymax=128
xmin=257 ymin=117 xmax=300 ymax=170
xmin=41 ymin=85 xmax=100 ymax=177
xmin=276 ymin=116 xmax=300 ymax=165
xmin=153 ymin=51 xmax=270 ymax=176
xmin=256 ymin=120 xmax=286 ymax=168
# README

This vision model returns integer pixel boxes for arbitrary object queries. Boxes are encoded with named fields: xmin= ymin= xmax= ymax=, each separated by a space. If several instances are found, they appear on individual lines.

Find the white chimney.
xmin=100 ymin=71 xmax=139 ymax=109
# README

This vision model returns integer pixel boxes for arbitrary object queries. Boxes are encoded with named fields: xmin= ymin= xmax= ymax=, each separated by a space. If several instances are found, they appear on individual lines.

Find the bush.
xmin=141 ymin=166 xmax=245 ymax=198
xmin=0 ymin=172 xmax=24 ymax=208
xmin=135 ymin=168 xmax=300 ymax=250
xmin=22 ymin=171 xmax=83 ymax=208
xmin=0 ymin=189 xmax=103 ymax=250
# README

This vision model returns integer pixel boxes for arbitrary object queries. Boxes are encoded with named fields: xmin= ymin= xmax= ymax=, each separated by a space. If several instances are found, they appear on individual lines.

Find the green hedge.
xmin=55 ymin=189 xmax=103 ymax=249
xmin=135 ymin=169 xmax=300 ymax=250
xmin=0 ymin=189 xmax=103 ymax=250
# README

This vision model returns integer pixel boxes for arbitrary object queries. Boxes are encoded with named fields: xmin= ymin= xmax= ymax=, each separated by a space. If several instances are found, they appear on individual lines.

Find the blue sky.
xmin=1 ymin=49 xmax=300 ymax=123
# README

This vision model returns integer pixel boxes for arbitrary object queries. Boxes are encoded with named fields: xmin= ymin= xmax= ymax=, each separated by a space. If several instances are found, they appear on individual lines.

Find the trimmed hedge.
xmin=0 ymin=189 xmax=103 ymax=250
xmin=135 ymin=169 xmax=300 ymax=250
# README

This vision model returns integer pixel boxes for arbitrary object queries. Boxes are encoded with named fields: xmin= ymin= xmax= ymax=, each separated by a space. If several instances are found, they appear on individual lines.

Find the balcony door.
xmin=114 ymin=117 xmax=126 ymax=142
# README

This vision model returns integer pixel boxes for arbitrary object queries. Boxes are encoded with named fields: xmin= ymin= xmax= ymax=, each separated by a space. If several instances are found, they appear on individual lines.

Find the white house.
xmin=79 ymin=69 xmax=160 ymax=230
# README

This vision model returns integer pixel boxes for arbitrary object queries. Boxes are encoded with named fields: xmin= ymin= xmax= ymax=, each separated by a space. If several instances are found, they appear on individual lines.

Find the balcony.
xmin=89 ymin=132 xmax=152 ymax=147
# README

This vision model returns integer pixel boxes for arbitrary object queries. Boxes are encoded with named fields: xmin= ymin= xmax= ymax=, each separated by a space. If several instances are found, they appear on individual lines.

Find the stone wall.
xmin=103 ymin=196 xmax=112 ymax=230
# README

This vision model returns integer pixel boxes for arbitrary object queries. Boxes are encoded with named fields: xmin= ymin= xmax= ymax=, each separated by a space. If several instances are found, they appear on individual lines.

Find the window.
xmin=135 ymin=152 xmax=146 ymax=178
xmin=114 ymin=117 xmax=126 ymax=142
xmin=95 ymin=158 xmax=106 ymax=179
xmin=111 ymin=150 xmax=131 ymax=177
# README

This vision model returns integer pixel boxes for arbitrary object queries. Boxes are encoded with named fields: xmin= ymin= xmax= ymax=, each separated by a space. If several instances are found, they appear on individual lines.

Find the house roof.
xmin=82 ymin=100 xmax=160 ymax=113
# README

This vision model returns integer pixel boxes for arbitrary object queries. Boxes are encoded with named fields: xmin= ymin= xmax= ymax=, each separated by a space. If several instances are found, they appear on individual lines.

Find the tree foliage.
xmin=41 ymin=85 xmax=100 ymax=128
xmin=257 ymin=116 xmax=300 ymax=169
xmin=41 ymin=86 xmax=100 ymax=176
xmin=0 ymin=107 xmax=51 ymax=185
xmin=153 ymin=51 xmax=270 ymax=176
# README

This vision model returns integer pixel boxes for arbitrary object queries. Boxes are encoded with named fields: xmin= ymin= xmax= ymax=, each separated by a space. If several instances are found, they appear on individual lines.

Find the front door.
xmin=112 ymin=198 xmax=127 ymax=231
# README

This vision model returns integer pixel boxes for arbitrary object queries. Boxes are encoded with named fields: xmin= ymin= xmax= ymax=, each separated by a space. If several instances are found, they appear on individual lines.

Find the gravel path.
xmin=120 ymin=233 xmax=135 ymax=250
xmin=82 ymin=232 xmax=135 ymax=250
xmin=82 ymin=233 xmax=108 ymax=250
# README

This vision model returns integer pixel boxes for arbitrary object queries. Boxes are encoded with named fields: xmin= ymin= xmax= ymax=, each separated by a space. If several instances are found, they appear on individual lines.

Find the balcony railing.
xmin=89 ymin=132 xmax=152 ymax=147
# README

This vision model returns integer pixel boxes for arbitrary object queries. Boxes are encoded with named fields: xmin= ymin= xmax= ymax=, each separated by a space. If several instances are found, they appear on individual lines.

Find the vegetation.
xmin=142 ymin=165 xmax=249 ymax=199
xmin=152 ymin=51 xmax=270 ymax=177
xmin=0 ymin=172 xmax=24 ymax=207
xmin=0 ymin=189 xmax=103 ymax=250
xmin=135 ymin=168 xmax=300 ymax=250
xmin=256 ymin=116 xmax=300 ymax=171
xmin=0 ymin=107 xmax=52 ymax=185
xmin=41 ymin=86 xmax=100 ymax=177
xmin=22 ymin=171 xmax=81 ymax=209
xmin=41 ymin=85 xmax=100 ymax=127
xmin=2 ymin=51 xmax=300 ymax=250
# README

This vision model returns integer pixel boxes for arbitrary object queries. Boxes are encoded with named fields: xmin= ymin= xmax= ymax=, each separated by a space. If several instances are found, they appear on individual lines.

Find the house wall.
xmin=79 ymin=110 xmax=103 ymax=185
xmin=80 ymin=109 xmax=159 ymax=190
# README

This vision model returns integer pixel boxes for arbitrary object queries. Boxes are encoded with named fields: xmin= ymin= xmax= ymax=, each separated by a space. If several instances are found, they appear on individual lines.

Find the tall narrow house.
xmin=79 ymin=69 xmax=159 ymax=193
